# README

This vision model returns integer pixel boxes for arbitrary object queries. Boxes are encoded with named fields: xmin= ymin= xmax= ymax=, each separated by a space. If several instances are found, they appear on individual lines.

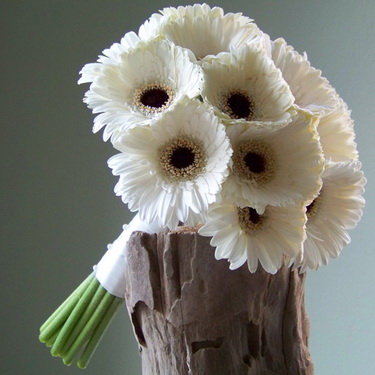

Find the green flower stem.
xmin=50 ymin=276 xmax=100 ymax=357
xmin=39 ymin=272 xmax=125 ymax=368
xmin=60 ymin=282 xmax=107 ymax=356
xmin=40 ymin=273 xmax=94 ymax=333
xmin=39 ymin=274 xmax=95 ymax=343
xmin=77 ymin=296 xmax=124 ymax=369
xmin=39 ymin=289 xmax=84 ymax=345
xmin=45 ymin=330 xmax=60 ymax=348
xmin=62 ymin=290 xmax=116 ymax=366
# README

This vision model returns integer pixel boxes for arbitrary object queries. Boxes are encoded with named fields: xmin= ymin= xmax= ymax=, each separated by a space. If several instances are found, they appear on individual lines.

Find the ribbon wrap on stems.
xmin=39 ymin=214 xmax=164 ymax=368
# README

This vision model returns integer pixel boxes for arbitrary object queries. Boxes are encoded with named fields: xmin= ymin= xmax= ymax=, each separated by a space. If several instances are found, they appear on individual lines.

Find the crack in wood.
xmin=191 ymin=337 xmax=225 ymax=354
xmin=131 ymin=301 xmax=148 ymax=347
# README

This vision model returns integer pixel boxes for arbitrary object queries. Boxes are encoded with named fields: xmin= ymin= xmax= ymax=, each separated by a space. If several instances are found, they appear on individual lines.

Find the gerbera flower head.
xmin=294 ymin=160 xmax=366 ymax=272
xmin=108 ymin=97 xmax=232 ymax=229
xmin=198 ymin=200 xmax=307 ymax=274
xmin=317 ymin=98 xmax=358 ymax=162
xmin=202 ymin=45 xmax=295 ymax=126
xmin=79 ymin=38 xmax=202 ymax=141
xmin=139 ymin=3 xmax=262 ymax=60
xmin=223 ymin=112 xmax=324 ymax=214
xmin=269 ymin=37 xmax=338 ymax=116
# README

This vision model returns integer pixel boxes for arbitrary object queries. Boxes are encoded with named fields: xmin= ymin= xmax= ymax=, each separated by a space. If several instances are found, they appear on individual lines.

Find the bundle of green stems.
xmin=39 ymin=272 xmax=124 ymax=368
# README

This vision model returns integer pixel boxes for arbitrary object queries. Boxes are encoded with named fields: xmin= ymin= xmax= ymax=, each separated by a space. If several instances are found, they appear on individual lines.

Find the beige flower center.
xmin=238 ymin=206 xmax=266 ymax=235
xmin=233 ymin=140 xmax=275 ymax=184
xmin=134 ymin=83 xmax=174 ymax=114
xmin=221 ymin=89 xmax=255 ymax=120
xmin=159 ymin=136 xmax=207 ymax=182
xmin=306 ymin=194 xmax=322 ymax=220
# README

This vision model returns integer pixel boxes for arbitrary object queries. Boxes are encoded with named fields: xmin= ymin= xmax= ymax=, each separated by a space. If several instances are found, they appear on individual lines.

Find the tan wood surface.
xmin=124 ymin=229 xmax=313 ymax=375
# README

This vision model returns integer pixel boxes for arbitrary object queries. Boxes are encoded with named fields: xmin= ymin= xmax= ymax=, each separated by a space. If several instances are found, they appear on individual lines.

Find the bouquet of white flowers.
xmin=39 ymin=3 xmax=366 ymax=368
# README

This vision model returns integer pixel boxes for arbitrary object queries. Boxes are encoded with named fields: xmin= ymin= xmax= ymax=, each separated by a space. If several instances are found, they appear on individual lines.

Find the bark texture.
xmin=124 ymin=229 xmax=314 ymax=375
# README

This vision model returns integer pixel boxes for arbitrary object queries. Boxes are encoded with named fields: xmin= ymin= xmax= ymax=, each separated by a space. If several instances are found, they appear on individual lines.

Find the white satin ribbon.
xmin=94 ymin=213 xmax=164 ymax=298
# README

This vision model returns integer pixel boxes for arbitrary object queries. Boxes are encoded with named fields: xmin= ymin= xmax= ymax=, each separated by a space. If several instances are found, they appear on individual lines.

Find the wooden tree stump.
xmin=124 ymin=228 xmax=314 ymax=375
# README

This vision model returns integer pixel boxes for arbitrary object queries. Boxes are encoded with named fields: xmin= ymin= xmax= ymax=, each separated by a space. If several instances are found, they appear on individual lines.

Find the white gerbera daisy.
xmin=198 ymin=200 xmax=307 ymax=274
xmin=79 ymin=38 xmax=202 ymax=141
xmin=78 ymin=32 xmax=141 ymax=83
xmin=139 ymin=3 xmax=262 ymax=60
xmin=223 ymin=112 xmax=324 ymax=214
xmin=202 ymin=45 xmax=295 ymax=125
xmin=294 ymin=161 xmax=366 ymax=272
xmin=108 ymin=98 xmax=232 ymax=229
xmin=317 ymin=98 xmax=358 ymax=162
xmin=268 ymin=37 xmax=338 ymax=116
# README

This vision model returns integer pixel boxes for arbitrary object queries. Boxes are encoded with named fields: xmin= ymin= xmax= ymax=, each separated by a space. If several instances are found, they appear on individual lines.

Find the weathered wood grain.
xmin=124 ymin=229 xmax=313 ymax=375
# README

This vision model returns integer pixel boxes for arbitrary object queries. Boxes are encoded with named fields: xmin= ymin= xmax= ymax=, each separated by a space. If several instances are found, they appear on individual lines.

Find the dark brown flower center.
xmin=140 ymin=87 xmax=169 ymax=109
xmin=233 ymin=141 xmax=274 ymax=184
xmin=244 ymin=152 xmax=265 ymax=174
xmin=159 ymin=137 xmax=206 ymax=182
xmin=227 ymin=92 xmax=253 ymax=119
xmin=170 ymin=147 xmax=195 ymax=169
xmin=134 ymin=83 xmax=174 ymax=114
xmin=247 ymin=207 xmax=261 ymax=224
xmin=238 ymin=206 xmax=265 ymax=234
xmin=222 ymin=90 xmax=255 ymax=120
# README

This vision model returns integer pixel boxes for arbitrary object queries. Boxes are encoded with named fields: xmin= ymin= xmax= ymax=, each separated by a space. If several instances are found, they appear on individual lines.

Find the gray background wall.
xmin=1 ymin=0 xmax=374 ymax=374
